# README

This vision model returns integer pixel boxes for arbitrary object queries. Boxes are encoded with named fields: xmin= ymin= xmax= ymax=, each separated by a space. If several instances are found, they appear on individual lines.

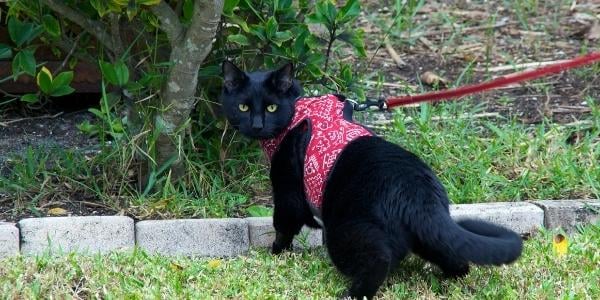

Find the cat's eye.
xmin=238 ymin=104 xmax=249 ymax=112
xmin=266 ymin=104 xmax=278 ymax=112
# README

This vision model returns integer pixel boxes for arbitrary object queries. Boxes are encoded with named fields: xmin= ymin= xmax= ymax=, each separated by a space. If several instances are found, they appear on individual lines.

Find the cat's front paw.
xmin=271 ymin=242 xmax=293 ymax=255
xmin=442 ymin=264 xmax=470 ymax=278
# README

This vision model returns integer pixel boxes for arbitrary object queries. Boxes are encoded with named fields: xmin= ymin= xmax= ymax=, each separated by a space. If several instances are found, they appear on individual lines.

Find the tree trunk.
xmin=154 ymin=0 xmax=224 ymax=179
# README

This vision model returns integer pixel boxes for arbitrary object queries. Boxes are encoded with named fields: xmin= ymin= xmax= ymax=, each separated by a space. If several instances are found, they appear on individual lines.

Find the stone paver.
xmin=0 ymin=222 xmax=19 ymax=258
xmin=533 ymin=200 xmax=600 ymax=233
xmin=246 ymin=217 xmax=323 ymax=250
xmin=293 ymin=226 xmax=323 ymax=249
xmin=246 ymin=217 xmax=276 ymax=248
xmin=5 ymin=200 xmax=599 ymax=258
xmin=450 ymin=202 xmax=544 ymax=235
xmin=136 ymin=218 xmax=248 ymax=257
xmin=18 ymin=216 xmax=134 ymax=255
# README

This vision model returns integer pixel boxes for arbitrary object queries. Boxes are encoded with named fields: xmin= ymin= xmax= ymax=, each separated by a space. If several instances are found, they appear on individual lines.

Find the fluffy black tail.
xmin=409 ymin=210 xmax=523 ymax=265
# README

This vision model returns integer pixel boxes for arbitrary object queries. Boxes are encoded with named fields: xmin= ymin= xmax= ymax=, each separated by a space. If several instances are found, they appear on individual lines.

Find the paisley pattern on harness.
xmin=260 ymin=94 xmax=373 ymax=210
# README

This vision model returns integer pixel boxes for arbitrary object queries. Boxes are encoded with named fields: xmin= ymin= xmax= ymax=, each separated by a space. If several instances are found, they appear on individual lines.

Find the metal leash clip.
xmin=347 ymin=98 xmax=388 ymax=112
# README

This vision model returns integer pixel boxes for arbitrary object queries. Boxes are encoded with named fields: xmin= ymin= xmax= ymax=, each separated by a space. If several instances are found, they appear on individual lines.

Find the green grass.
xmin=1 ymin=98 xmax=598 ymax=218
xmin=1 ymin=222 xmax=598 ymax=299
xmin=379 ymin=100 xmax=600 ymax=204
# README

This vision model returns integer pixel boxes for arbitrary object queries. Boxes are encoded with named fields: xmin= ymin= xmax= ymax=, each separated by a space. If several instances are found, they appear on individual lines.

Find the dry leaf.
xmin=586 ymin=21 xmax=600 ymax=40
xmin=420 ymin=71 xmax=448 ymax=87
xmin=207 ymin=259 xmax=222 ymax=269
xmin=552 ymin=234 xmax=568 ymax=257
xmin=47 ymin=207 xmax=68 ymax=216
xmin=170 ymin=262 xmax=184 ymax=272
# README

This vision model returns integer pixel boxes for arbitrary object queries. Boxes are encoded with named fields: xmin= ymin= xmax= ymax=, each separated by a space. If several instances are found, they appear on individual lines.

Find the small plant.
xmin=0 ymin=16 xmax=75 ymax=104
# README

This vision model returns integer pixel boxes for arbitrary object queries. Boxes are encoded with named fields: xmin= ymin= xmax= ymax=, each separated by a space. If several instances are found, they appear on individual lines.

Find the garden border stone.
xmin=246 ymin=217 xmax=323 ymax=250
xmin=17 ymin=216 xmax=134 ymax=255
xmin=450 ymin=202 xmax=544 ymax=235
xmin=2 ymin=201 xmax=598 ymax=259
xmin=136 ymin=218 xmax=249 ymax=257
xmin=532 ymin=200 xmax=600 ymax=234
xmin=0 ymin=222 xmax=19 ymax=258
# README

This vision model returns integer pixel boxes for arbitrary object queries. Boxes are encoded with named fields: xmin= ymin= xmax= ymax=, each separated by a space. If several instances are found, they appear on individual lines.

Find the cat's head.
xmin=220 ymin=61 xmax=303 ymax=139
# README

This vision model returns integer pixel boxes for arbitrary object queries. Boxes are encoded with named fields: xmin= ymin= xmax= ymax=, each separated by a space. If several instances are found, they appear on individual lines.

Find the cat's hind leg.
xmin=326 ymin=221 xmax=406 ymax=299
xmin=412 ymin=239 xmax=470 ymax=278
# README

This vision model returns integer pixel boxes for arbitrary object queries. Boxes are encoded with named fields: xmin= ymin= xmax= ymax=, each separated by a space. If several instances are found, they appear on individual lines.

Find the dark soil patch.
xmin=356 ymin=0 xmax=600 ymax=124
xmin=0 ymin=110 xmax=99 ymax=175
xmin=0 ymin=193 xmax=118 ymax=223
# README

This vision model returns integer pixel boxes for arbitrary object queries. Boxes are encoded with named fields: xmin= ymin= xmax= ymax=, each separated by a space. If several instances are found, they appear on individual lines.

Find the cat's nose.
xmin=251 ymin=125 xmax=263 ymax=132
xmin=251 ymin=117 xmax=263 ymax=132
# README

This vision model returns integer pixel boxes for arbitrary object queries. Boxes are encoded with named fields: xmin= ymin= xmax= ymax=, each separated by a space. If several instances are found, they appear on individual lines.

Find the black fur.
xmin=220 ymin=62 xmax=523 ymax=299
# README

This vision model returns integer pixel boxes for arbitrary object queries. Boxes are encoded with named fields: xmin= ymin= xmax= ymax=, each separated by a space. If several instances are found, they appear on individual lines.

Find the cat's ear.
xmin=269 ymin=63 xmax=295 ymax=93
xmin=222 ymin=60 xmax=247 ymax=92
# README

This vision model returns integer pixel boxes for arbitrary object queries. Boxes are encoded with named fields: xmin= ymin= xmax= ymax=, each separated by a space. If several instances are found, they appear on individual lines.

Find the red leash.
xmin=384 ymin=52 xmax=600 ymax=109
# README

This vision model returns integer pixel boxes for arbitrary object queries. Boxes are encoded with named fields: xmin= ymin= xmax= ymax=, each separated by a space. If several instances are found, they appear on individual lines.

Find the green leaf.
xmin=0 ymin=44 xmax=12 ymax=59
xmin=310 ymin=0 xmax=337 ymax=26
xmin=49 ymin=85 xmax=75 ymax=97
xmin=90 ymin=0 xmax=127 ymax=16
xmin=126 ymin=3 xmax=139 ymax=21
xmin=293 ymin=29 xmax=309 ymax=56
xmin=227 ymin=34 xmax=250 ymax=46
xmin=90 ymin=0 xmax=109 ymax=16
xmin=249 ymin=25 xmax=266 ymax=42
xmin=99 ymin=60 xmax=118 ymax=85
xmin=52 ymin=71 xmax=74 ymax=88
xmin=306 ymin=1 xmax=328 ymax=25
xmin=50 ymin=71 xmax=74 ymax=97
xmin=77 ymin=120 xmax=99 ymax=135
xmin=337 ymin=30 xmax=366 ymax=57
xmin=325 ymin=0 xmax=337 ymax=25
xmin=42 ymin=15 xmax=61 ymax=38
xmin=265 ymin=17 xmax=278 ymax=39
xmin=20 ymin=93 xmax=39 ymax=104
xmin=246 ymin=205 xmax=273 ymax=217
xmin=113 ymin=61 xmax=129 ymax=86
xmin=136 ymin=0 xmax=161 ymax=5
xmin=100 ymin=60 xmax=129 ymax=86
xmin=228 ymin=15 xmax=250 ymax=32
xmin=182 ymin=0 xmax=194 ymax=23
xmin=272 ymin=31 xmax=293 ymax=46
xmin=88 ymin=108 xmax=105 ymax=119
xmin=36 ymin=66 xmax=54 ymax=94
xmin=8 ymin=18 xmax=42 ymax=47
xmin=12 ymin=50 xmax=37 ymax=76
xmin=223 ymin=0 xmax=240 ymax=15
xmin=125 ymin=81 xmax=144 ymax=92
xmin=337 ymin=0 xmax=360 ymax=23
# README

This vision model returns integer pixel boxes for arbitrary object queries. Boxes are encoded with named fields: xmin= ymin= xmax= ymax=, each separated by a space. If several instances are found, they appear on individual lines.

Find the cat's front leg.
xmin=270 ymin=191 xmax=309 ymax=254
xmin=269 ymin=125 xmax=314 ymax=254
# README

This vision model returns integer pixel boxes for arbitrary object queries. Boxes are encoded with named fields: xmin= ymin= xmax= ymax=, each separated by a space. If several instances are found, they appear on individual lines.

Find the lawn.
xmin=1 ymin=222 xmax=598 ymax=299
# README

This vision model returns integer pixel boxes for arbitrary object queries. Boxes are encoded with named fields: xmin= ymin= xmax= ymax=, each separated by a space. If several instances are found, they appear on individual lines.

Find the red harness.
xmin=260 ymin=94 xmax=373 ymax=212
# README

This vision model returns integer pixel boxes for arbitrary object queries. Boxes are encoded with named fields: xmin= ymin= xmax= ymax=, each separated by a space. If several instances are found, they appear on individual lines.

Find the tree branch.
xmin=40 ymin=0 xmax=116 ymax=52
xmin=109 ymin=13 xmax=125 ymax=59
xmin=183 ymin=0 xmax=224 ymax=63
xmin=151 ymin=1 xmax=185 ymax=46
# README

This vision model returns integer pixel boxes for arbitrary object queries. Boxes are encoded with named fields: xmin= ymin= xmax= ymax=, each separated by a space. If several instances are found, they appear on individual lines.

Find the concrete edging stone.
xmin=17 ymin=216 xmax=134 ymax=255
xmin=0 ymin=200 xmax=598 ymax=258
xmin=0 ymin=222 xmax=19 ymax=258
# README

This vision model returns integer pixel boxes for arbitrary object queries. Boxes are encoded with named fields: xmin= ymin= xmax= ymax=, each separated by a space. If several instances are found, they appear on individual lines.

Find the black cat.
xmin=220 ymin=61 xmax=523 ymax=299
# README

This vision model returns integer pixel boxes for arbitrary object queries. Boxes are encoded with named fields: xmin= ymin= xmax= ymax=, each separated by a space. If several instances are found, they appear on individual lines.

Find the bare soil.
xmin=357 ymin=0 xmax=599 ymax=123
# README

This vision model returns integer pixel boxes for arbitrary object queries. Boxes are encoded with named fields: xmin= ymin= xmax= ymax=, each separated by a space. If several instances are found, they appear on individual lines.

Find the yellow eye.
xmin=238 ymin=104 xmax=249 ymax=112
xmin=266 ymin=104 xmax=278 ymax=112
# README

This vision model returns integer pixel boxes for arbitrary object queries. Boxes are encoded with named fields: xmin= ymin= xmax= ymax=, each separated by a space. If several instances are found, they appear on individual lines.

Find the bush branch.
xmin=40 ymin=0 xmax=116 ymax=52
xmin=151 ymin=1 xmax=184 ymax=46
